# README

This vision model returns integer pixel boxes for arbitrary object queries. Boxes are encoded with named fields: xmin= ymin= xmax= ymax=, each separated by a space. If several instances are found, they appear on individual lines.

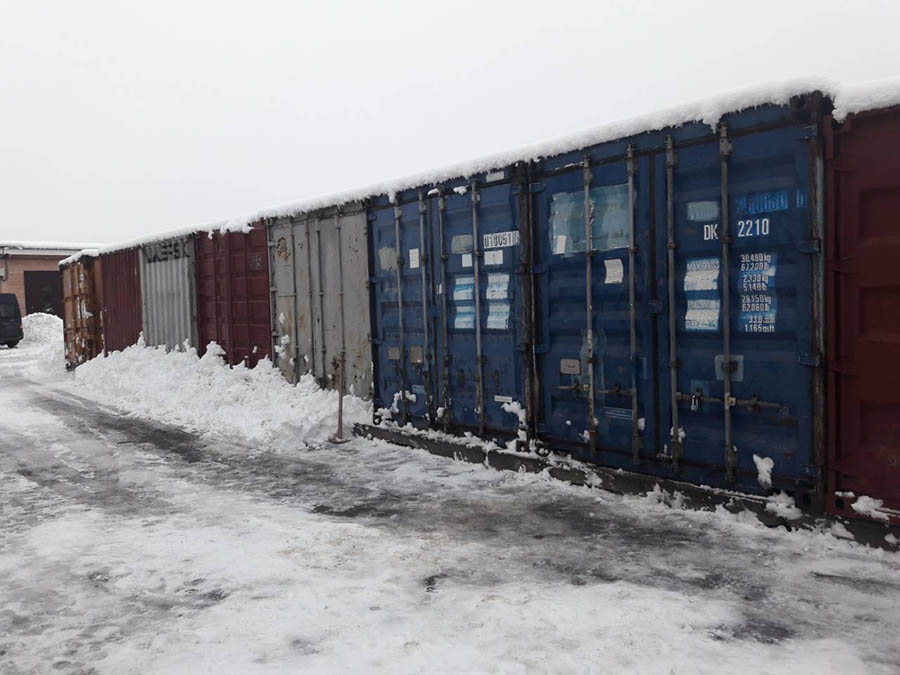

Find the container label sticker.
xmin=685 ymin=299 xmax=720 ymax=332
xmin=412 ymin=384 xmax=425 ymax=395
xmin=486 ymin=302 xmax=510 ymax=330
xmin=486 ymin=273 xmax=510 ymax=300
xmin=604 ymin=258 xmax=623 ymax=284
xmin=554 ymin=234 xmax=568 ymax=255
xmin=483 ymin=230 xmax=519 ymax=249
xmin=453 ymin=276 xmax=475 ymax=301
xmin=684 ymin=257 xmax=720 ymax=332
xmin=485 ymin=170 xmax=506 ymax=183
xmin=604 ymin=407 xmax=632 ymax=421
xmin=451 ymin=234 xmax=473 ymax=254
xmin=409 ymin=248 xmax=420 ymax=269
xmin=494 ymin=394 xmax=513 ymax=403
xmin=684 ymin=258 xmax=719 ymax=291
xmin=485 ymin=249 xmax=504 ymax=266
xmin=454 ymin=305 xmax=475 ymax=330
xmin=686 ymin=200 xmax=720 ymax=222
xmin=461 ymin=253 xmax=473 ymax=268
xmin=738 ymin=252 xmax=777 ymax=333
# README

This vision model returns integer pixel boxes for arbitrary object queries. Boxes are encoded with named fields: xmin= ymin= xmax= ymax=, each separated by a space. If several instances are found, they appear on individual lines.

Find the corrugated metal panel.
xmin=269 ymin=209 xmax=372 ymax=397
xmin=140 ymin=236 xmax=197 ymax=350
xmin=825 ymin=105 xmax=900 ymax=526
xmin=61 ymin=256 xmax=103 ymax=368
xmin=195 ymin=225 xmax=270 ymax=367
xmin=100 ymin=247 xmax=142 ymax=352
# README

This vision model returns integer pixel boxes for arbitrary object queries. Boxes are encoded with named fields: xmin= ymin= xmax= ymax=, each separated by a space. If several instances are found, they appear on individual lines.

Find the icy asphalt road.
xmin=1 ymin=346 xmax=900 ymax=674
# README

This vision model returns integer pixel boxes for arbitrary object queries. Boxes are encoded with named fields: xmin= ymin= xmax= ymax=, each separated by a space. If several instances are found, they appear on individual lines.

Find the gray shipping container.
xmin=140 ymin=235 xmax=198 ymax=350
xmin=269 ymin=207 xmax=372 ymax=398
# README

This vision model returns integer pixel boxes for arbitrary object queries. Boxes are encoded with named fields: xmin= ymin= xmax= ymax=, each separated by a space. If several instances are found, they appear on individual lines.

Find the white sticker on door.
xmin=485 ymin=249 xmax=503 ymax=266
xmin=604 ymin=258 xmax=623 ymax=284
xmin=461 ymin=253 xmax=473 ymax=268
xmin=409 ymin=248 xmax=420 ymax=269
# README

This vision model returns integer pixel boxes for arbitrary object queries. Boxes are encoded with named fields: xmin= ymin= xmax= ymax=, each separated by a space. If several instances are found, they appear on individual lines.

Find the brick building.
xmin=0 ymin=241 xmax=102 ymax=316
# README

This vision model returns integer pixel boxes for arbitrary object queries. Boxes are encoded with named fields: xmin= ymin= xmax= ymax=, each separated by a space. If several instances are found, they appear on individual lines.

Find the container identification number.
xmin=483 ymin=230 xmax=520 ymax=249
xmin=703 ymin=218 xmax=770 ymax=241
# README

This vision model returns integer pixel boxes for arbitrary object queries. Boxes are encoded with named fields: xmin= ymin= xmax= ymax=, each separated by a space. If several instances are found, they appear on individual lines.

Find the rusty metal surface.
xmin=825 ymin=105 xmax=900 ymax=526
xmin=100 ymin=247 xmax=142 ymax=353
xmin=61 ymin=256 xmax=103 ymax=368
xmin=140 ymin=236 xmax=197 ymax=350
xmin=195 ymin=224 xmax=270 ymax=367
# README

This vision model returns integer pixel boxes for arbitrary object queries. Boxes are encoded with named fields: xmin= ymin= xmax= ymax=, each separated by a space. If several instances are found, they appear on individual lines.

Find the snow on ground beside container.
xmin=69 ymin=340 xmax=370 ymax=449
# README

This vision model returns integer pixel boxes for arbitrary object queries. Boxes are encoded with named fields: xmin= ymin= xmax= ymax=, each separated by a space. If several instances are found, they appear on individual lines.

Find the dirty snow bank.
xmin=70 ymin=341 xmax=370 ymax=449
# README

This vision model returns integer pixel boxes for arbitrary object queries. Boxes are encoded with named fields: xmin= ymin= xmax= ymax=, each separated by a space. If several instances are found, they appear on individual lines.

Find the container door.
xmin=140 ymin=236 xmax=198 ymax=350
xmin=433 ymin=180 xmax=525 ymax=438
xmin=270 ymin=220 xmax=298 ymax=381
xmin=826 ymin=108 xmax=900 ymax=525
xmin=371 ymin=202 xmax=429 ymax=424
xmin=660 ymin=124 xmax=817 ymax=494
xmin=100 ymin=248 xmax=142 ymax=354
xmin=336 ymin=211 xmax=373 ymax=399
xmin=535 ymin=157 xmax=655 ymax=463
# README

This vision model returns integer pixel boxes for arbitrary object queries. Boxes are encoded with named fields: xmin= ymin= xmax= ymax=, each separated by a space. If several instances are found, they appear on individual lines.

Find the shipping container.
xmin=531 ymin=99 xmax=826 ymax=498
xmin=140 ymin=235 xmax=198 ymax=350
xmin=61 ymin=255 xmax=104 ymax=368
xmin=825 ymin=105 xmax=900 ymax=526
xmin=100 ymin=247 xmax=142 ymax=353
xmin=268 ymin=206 xmax=372 ymax=396
xmin=195 ymin=225 xmax=271 ymax=367
xmin=368 ymin=96 xmax=828 ymax=500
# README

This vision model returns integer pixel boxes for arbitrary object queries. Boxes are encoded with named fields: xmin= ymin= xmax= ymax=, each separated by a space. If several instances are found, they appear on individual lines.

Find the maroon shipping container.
xmin=195 ymin=225 xmax=271 ymax=367
xmin=825 ymin=105 xmax=900 ymax=527
xmin=100 ymin=247 xmax=143 ymax=353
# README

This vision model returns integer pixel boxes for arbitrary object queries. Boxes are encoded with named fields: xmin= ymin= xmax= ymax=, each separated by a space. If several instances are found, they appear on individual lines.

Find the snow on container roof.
xmin=86 ymin=76 xmax=900 ymax=258
xmin=1 ymin=240 xmax=104 ymax=252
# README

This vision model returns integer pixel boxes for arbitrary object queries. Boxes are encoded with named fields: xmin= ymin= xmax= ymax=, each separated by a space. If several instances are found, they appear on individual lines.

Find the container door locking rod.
xmin=304 ymin=219 xmax=316 ymax=378
xmin=437 ymin=192 xmax=451 ymax=431
xmin=418 ymin=190 xmax=433 ymax=422
xmin=471 ymin=181 xmax=486 ymax=436
xmin=330 ymin=210 xmax=350 ymax=445
xmin=627 ymin=145 xmax=642 ymax=464
xmin=666 ymin=136 xmax=683 ymax=469
xmin=583 ymin=156 xmax=597 ymax=450
xmin=719 ymin=126 xmax=738 ymax=482
xmin=393 ymin=205 xmax=409 ymax=425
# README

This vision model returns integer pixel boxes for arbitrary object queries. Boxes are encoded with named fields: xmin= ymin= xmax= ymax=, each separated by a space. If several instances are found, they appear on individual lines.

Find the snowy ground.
xmin=2 ymin=320 xmax=899 ymax=674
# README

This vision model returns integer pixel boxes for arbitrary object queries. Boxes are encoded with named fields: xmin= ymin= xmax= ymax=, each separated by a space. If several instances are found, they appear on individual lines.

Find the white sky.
xmin=2 ymin=0 xmax=899 ymax=243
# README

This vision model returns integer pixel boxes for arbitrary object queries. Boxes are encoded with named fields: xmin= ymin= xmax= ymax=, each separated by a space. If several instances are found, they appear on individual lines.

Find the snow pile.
xmin=19 ymin=313 xmax=65 ymax=378
xmin=70 ymin=341 xmax=371 ymax=449
xmin=752 ymin=454 xmax=774 ymax=489
xmin=765 ymin=491 xmax=803 ymax=521
xmin=850 ymin=495 xmax=890 ymax=523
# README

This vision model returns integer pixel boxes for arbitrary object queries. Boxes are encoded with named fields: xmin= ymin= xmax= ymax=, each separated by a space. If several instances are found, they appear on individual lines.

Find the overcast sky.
xmin=2 ymin=0 xmax=899 ymax=244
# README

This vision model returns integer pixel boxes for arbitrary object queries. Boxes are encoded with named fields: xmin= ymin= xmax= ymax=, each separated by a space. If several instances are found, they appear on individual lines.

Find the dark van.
xmin=0 ymin=294 xmax=23 ymax=348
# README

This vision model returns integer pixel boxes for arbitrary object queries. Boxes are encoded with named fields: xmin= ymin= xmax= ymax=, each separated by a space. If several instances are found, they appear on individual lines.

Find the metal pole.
xmin=437 ymin=192 xmax=451 ymax=431
xmin=583 ymin=156 xmax=596 ymax=449
xmin=418 ymin=190 xmax=432 ymax=422
xmin=719 ymin=125 xmax=737 ymax=482
xmin=627 ymin=146 xmax=642 ymax=464
xmin=393 ymin=205 xmax=408 ymax=424
xmin=665 ymin=136 xmax=683 ymax=468
xmin=471 ymin=180 xmax=485 ymax=436
xmin=330 ymin=210 xmax=350 ymax=444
